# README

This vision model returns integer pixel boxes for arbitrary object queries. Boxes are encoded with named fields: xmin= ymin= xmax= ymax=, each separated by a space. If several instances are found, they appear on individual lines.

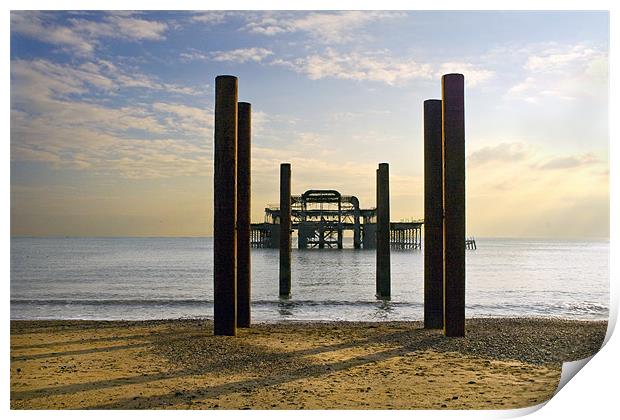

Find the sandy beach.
xmin=10 ymin=318 xmax=606 ymax=410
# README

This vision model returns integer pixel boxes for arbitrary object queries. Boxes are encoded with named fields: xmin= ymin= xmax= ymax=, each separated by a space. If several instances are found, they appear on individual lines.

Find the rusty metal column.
xmin=376 ymin=163 xmax=391 ymax=299
xmin=353 ymin=210 xmax=361 ymax=249
xmin=237 ymin=102 xmax=251 ymax=328
xmin=442 ymin=74 xmax=466 ymax=337
xmin=375 ymin=168 xmax=380 ymax=296
xmin=279 ymin=163 xmax=292 ymax=297
xmin=213 ymin=75 xmax=238 ymax=336
xmin=337 ymin=198 xmax=343 ymax=249
xmin=424 ymin=99 xmax=444 ymax=329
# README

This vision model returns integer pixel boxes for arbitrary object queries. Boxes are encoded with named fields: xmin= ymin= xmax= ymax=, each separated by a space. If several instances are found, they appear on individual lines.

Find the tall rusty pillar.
xmin=424 ymin=99 xmax=444 ymax=329
xmin=237 ymin=102 xmax=251 ymax=328
xmin=353 ymin=209 xmax=361 ymax=249
xmin=337 ymin=199 xmax=343 ymax=249
xmin=376 ymin=163 xmax=391 ymax=299
xmin=279 ymin=163 xmax=292 ymax=298
xmin=213 ymin=75 xmax=238 ymax=336
xmin=375 ymin=168 xmax=380 ymax=296
xmin=442 ymin=73 xmax=466 ymax=337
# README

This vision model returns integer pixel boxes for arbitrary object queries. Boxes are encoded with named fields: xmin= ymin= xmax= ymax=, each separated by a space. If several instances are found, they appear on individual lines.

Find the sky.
xmin=9 ymin=10 xmax=609 ymax=238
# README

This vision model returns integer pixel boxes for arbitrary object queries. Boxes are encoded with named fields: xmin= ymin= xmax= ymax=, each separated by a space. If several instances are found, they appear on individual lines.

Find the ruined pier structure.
xmin=250 ymin=188 xmax=422 ymax=250
xmin=269 ymin=163 xmax=402 ymax=300
xmin=213 ymin=73 xmax=467 ymax=337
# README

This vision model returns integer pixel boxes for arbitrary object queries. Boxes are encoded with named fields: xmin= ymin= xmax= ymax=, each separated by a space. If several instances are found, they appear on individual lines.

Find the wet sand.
xmin=10 ymin=318 xmax=606 ymax=410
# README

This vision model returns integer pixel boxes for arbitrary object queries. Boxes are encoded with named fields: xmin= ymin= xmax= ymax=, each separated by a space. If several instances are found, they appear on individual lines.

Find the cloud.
xmin=189 ymin=11 xmax=230 ymax=24
xmin=181 ymin=47 xmax=274 ymax=64
xmin=196 ymin=47 xmax=491 ymax=88
xmin=272 ymin=48 xmax=433 ymax=85
xmin=466 ymin=140 xmax=608 ymax=238
xmin=11 ymin=58 xmax=215 ymax=179
xmin=536 ymin=153 xmax=601 ymax=170
xmin=468 ymin=142 xmax=604 ymax=173
xmin=11 ymin=58 xmax=205 ymax=113
xmin=11 ymin=11 xmax=169 ymax=56
xmin=437 ymin=62 xmax=495 ymax=87
xmin=243 ymin=11 xmax=405 ymax=44
xmin=68 ymin=15 xmax=168 ymax=41
xmin=212 ymin=47 xmax=274 ymax=63
xmin=152 ymin=102 xmax=214 ymax=136
xmin=329 ymin=109 xmax=392 ymax=121
xmin=11 ymin=11 xmax=95 ymax=55
xmin=524 ymin=44 xmax=601 ymax=73
xmin=11 ymin=103 xmax=212 ymax=179
xmin=468 ymin=142 xmax=533 ymax=167
xmin=506 ymin=42 xmax=608 ymax=103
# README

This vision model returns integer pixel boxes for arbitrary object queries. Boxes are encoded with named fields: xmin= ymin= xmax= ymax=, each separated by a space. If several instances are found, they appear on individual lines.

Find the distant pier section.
xmin=250 ymin=189 xmax=423 ymax=250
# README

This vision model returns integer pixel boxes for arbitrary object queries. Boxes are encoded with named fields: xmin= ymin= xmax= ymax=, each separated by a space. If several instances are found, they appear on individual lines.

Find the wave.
xmin=11 ymin=298 xmax=213 ymax=306
xmin=10 ymin=298 xmax=420 ymax=307
xmin=10 ymin=298 xmax=608 ymax=315
xmin=467 ymin=301 xmax=608 ymax=315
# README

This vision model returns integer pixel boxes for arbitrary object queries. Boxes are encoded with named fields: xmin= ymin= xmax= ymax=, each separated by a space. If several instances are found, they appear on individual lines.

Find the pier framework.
xmin=213 ymin=72 xmax=469 ymax=338
xmin=250 ymin=189 xmax=422 ymax=250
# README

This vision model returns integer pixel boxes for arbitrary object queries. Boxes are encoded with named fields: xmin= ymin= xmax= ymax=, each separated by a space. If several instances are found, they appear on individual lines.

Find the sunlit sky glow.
xmin=10 ymin=10 xmax=609 ymax=238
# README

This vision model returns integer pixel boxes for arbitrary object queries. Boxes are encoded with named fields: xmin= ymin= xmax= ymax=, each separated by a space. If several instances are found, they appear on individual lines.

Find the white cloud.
xmin=536 ymin=153 xmax=601 ymax=170
xmin=11 ymin=58 xmax=214 ymax=179
xmin=272 ymin=48 xmax=433 ymax=85
xmin=507 ymin=43 xmax=608 ymax=103
xmin=243 ymin=11 xmax=405 ymax=44
xmin=152 ymin=102 xmax=214 ymax=136
xmin=67 ymin=15 xmax=168 ymax=41
xmin=189 ymin=11 xmax=230 ymax=24
xmin=11 ymin=11 xmax=95 ymax=55
xmin=437 ymin=62 xmax=495 ymax=87
xmin=11 ymin=11 xmax=169 ymax=56
xmin=181 ymin=47 xmax=274 ymax=64
xmin=11 ymin=103 xmax=212 ymax=179
xmin=468 ymin=142 xmax=534 ymax=167
xmin=468 ymin=142 xmax=605 ymax=172
xmin=524 ymin=44 xmax=601 ymax=73
xmin=211 ymin=47 xmax=274 ymax=63
xmin=11 ymin=58 xmax=204 ymax=113
xmin=198 ymin=47 xmax=491 ymax=88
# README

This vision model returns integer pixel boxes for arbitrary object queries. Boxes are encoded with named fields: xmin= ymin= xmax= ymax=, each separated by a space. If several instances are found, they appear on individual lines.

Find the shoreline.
xmin=11 ymin=317 xmax=607 ymax=409
xmin=9 ymin=314 xmax=610 ymax=322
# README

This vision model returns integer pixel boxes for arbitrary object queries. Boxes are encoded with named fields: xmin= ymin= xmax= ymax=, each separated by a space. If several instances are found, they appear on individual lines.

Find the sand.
xmin=10 ymin=318 xmax=606 ymax=410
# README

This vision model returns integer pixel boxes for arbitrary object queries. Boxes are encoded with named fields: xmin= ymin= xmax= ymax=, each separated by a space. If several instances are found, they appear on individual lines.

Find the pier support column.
xmin=337 ymin=199 xmax=343 ymax=249
xmin=424 ymin=99 xmax=444 ymax=329
xmin=237 ymin=102 xmax=251 ymax=328
xmin=213 ymin=75 xmax=238 ymax=336
xmin=279 ymin=163 xmax=292 ymax=298
xmin=376 ymin=163 xmax=391 ymax=299
xmin=353 ymin=211 xmax=361 ymax=249
xmin=442 ymin=74 xmax=466 ymax=337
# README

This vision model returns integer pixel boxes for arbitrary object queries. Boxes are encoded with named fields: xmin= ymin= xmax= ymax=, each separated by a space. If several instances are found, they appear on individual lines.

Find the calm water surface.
xmin=10 ymin=237 xmax=609 ymax=321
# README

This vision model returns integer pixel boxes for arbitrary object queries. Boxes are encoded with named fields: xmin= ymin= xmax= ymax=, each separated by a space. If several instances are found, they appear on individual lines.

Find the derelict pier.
xmin=250 ymin=189 xmax=423 ymax=250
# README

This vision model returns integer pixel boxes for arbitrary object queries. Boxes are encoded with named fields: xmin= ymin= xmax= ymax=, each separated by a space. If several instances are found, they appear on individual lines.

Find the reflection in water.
xmin=373 ymin=299 xmax=394 ymax=319
xmin=277 ymin=298 xmax=300 ymax=317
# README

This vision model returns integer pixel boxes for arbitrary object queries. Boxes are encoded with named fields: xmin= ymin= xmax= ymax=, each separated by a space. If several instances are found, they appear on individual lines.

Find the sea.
xmin=10 ymin=237 xmax=609 ymax=322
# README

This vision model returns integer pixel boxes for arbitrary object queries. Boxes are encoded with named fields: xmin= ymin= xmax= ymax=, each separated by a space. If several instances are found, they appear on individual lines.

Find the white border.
xmin=3 ymin=2 xmax=617 ymax=419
